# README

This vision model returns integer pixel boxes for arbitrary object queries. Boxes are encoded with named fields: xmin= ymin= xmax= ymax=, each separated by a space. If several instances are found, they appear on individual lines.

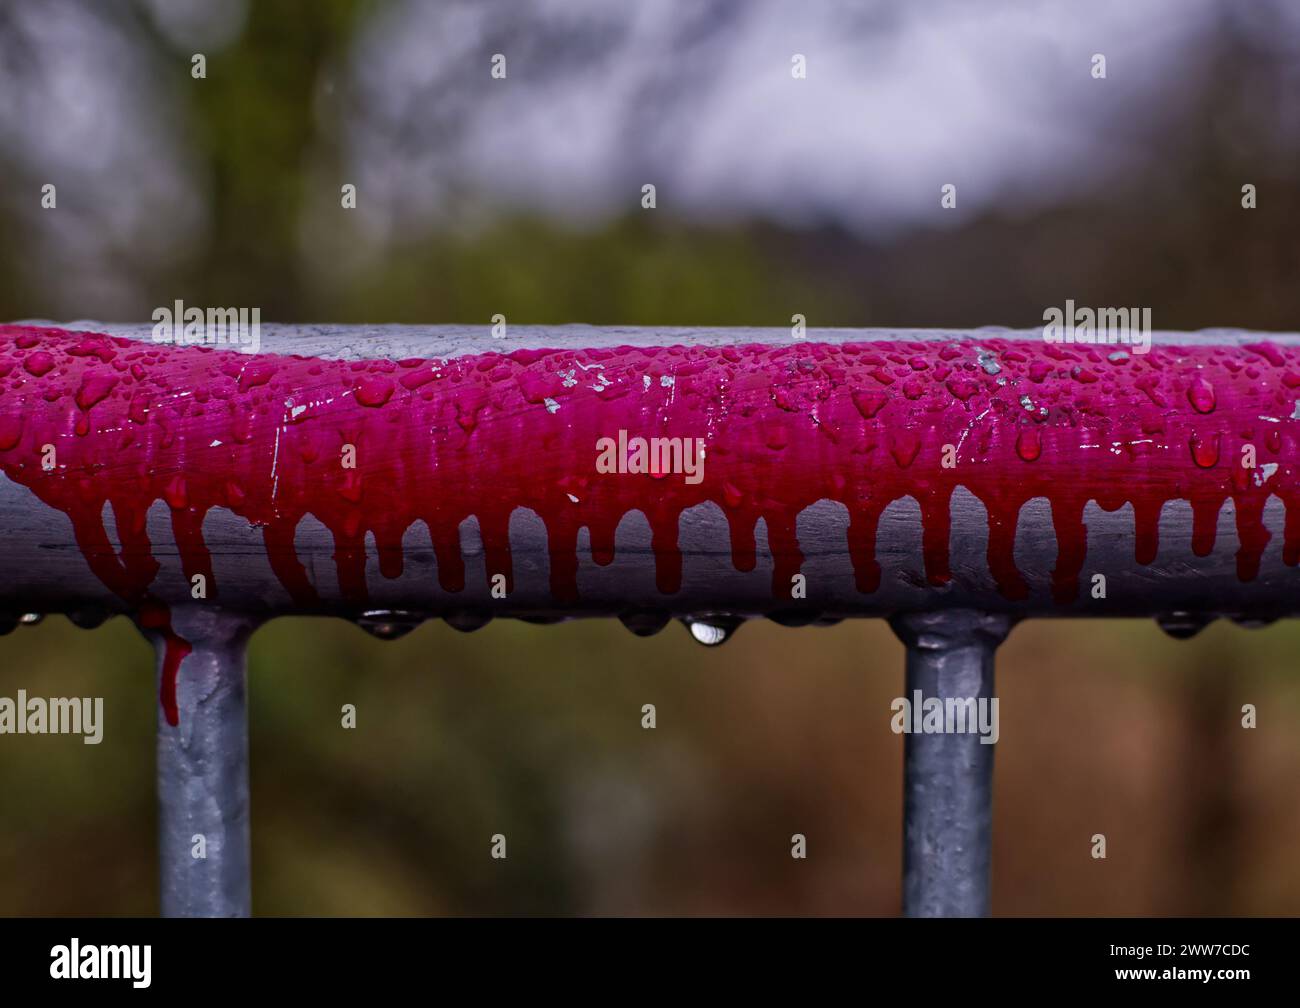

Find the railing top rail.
xmin=2 ymin=322 xmax=1298 ymax=626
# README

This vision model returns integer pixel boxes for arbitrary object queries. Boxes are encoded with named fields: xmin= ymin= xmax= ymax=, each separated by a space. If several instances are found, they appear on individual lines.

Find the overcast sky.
xmin=2 ymin=0 xmax=1296 ymax=313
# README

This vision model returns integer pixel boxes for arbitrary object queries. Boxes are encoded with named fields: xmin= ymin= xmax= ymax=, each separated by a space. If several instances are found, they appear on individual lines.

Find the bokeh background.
xmin=1 ymin=0 xmax=1298 ymax=915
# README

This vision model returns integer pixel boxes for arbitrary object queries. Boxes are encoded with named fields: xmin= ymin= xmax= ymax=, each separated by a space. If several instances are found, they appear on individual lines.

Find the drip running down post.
xmin=890 ymin=610 xmax=1014 ymax=918
xmin=139 ymin=606 xmax=257 ymax=918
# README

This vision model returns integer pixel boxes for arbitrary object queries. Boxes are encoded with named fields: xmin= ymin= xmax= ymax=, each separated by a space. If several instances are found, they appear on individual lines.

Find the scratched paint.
xmin=1 ymin=324 xmax=1299 ymax=719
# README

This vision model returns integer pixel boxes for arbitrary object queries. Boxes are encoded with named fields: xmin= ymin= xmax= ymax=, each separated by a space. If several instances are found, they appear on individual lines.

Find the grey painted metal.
xmin=890 ymin=609 xmax=1013 ymax=918
xmin=145 ymin=606 xmax=256 ymax=918
xmin=4 ymin=482 xmax=1296 ymax=622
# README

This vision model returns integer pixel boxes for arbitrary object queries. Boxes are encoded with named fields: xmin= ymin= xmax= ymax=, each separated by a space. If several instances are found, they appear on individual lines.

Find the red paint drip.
xmin=137 ymin=599 xmax=192 ymax=727
xmin=0 ymin=325 xmax=1297 ymax=627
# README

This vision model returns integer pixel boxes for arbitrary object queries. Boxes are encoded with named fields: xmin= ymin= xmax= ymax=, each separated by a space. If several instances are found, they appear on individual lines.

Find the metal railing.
xmin=2 ymin=321 xmax=1297 ymax=916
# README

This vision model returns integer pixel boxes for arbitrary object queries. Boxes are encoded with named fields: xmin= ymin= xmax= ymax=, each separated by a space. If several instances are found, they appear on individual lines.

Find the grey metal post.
xmin=889 ymin=610 xmax=1013 ymax=918
xmin=140 ymin=606 xmax=257 ymax=918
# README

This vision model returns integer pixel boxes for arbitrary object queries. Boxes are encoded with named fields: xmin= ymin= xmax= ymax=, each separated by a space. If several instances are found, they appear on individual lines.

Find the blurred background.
xmin=0 ymin=0 xmax=1298 ymax=915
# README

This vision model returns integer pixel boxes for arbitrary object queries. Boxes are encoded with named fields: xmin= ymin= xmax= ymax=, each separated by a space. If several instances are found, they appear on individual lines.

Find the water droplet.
xmin=76 ymin=373 xmax=118 ymax=411
xmin=1187 ymin=375 xmax=1216 ymax=414
xmin=1229 ymin=614 xmax=1275 ymax=630
xmin=1243 ymin=341 xmax=1284 ymax=368
xmin=353 ymin=376 xmax=394 ymax=407
xmin=852 ymin=389 xmax=888 ymax=419
xmin=128 ymin=393 xmax=150 ymax=424
xmin=682 ymin=615 xmax=741 ymax=646
xmin=767 ymin=609 xmax=821 ymax=627
xmin=1156 ymin=612 xmax=1214 ymax=639
xmin=946 ymin=376 xmax=981 ymax=400
xmin=0 ymin=414 xmax=23 ymax=450
xmin=890 ymin=430 xmax=921 ymax=468
xmin=24 ymin=352 xmax=55 ymax=377
xmin=237 ymin=360 xmax=278 ymax=391
xmin=445 ymin=610 xmax=491 ymax=633
xmin=1016 ymin=428 xmax=1042 ymax=462
xmin=772 ymin=385 xmax=799 ymax=411
xmin=356 ymin=610 xmax=423 ymax=640
xmin=619 ymin=610 xmax=670 ymax=637
xmin=1189 ymin=431 xmax=1220 ymax=468
xmin=67 ymin=607 xmax=110 ymax=630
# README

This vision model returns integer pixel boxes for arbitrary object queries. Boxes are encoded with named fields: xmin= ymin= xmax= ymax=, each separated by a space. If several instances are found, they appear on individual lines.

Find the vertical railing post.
xmin=138 ymin=605 xmax=257 ymax=918
xmin=889 ymin=609 xmax=1013 ymax=918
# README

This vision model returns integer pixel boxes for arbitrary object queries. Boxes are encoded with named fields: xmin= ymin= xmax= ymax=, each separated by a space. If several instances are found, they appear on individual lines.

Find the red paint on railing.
xmin=137 ymin=599 xmax=192 ymax=727
xmin=1 ymin=324 xmax=1297 ymax=623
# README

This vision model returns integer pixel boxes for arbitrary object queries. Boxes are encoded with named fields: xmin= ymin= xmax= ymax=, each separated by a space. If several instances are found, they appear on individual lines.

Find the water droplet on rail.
xmin=67 ymin=607 xmax=110 ymax=630
xmin=890 ymin=430 xmax=921 ymax=468
xmin=128 ymin=393 xmax=149 ymax=424
xmin=24 ymin=352 xmax=55 ymax=377
xmin=76 ymin=373 xmax=118 ymax=412
xmin=1189 ymin=431 xmax=1220 ymax=468
xmin=946 ymin=376 xmax=981 ymax=400
xmin=19 ymin=612 xmax=42 ymax=625
xmin=1156 ymin=612 xmax=1215 ymax=639
xmin=1187 ymin=376 xmax=1216 ymax=414
xmin=355 ymin=610 xmax=423 ymax=640
xmin=852 ymin=389 xmax=888 ymax=419
xmin=767 ymin=609 xmax=821 ymax=627
xmin=1229 ymin=614 xmax=1276 ymax=630
xmin=618 ymin=610 xmax=670 ymax=637
xmin=1015 ymin=428 xmax=1042 ymax=462
xmin=445 ymin=610 xmax=491 ymax=633
xmin=353 ymin=376 xmax=394 ymax=407
xmin=682 ymin=615 xmax=741 ymax=646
